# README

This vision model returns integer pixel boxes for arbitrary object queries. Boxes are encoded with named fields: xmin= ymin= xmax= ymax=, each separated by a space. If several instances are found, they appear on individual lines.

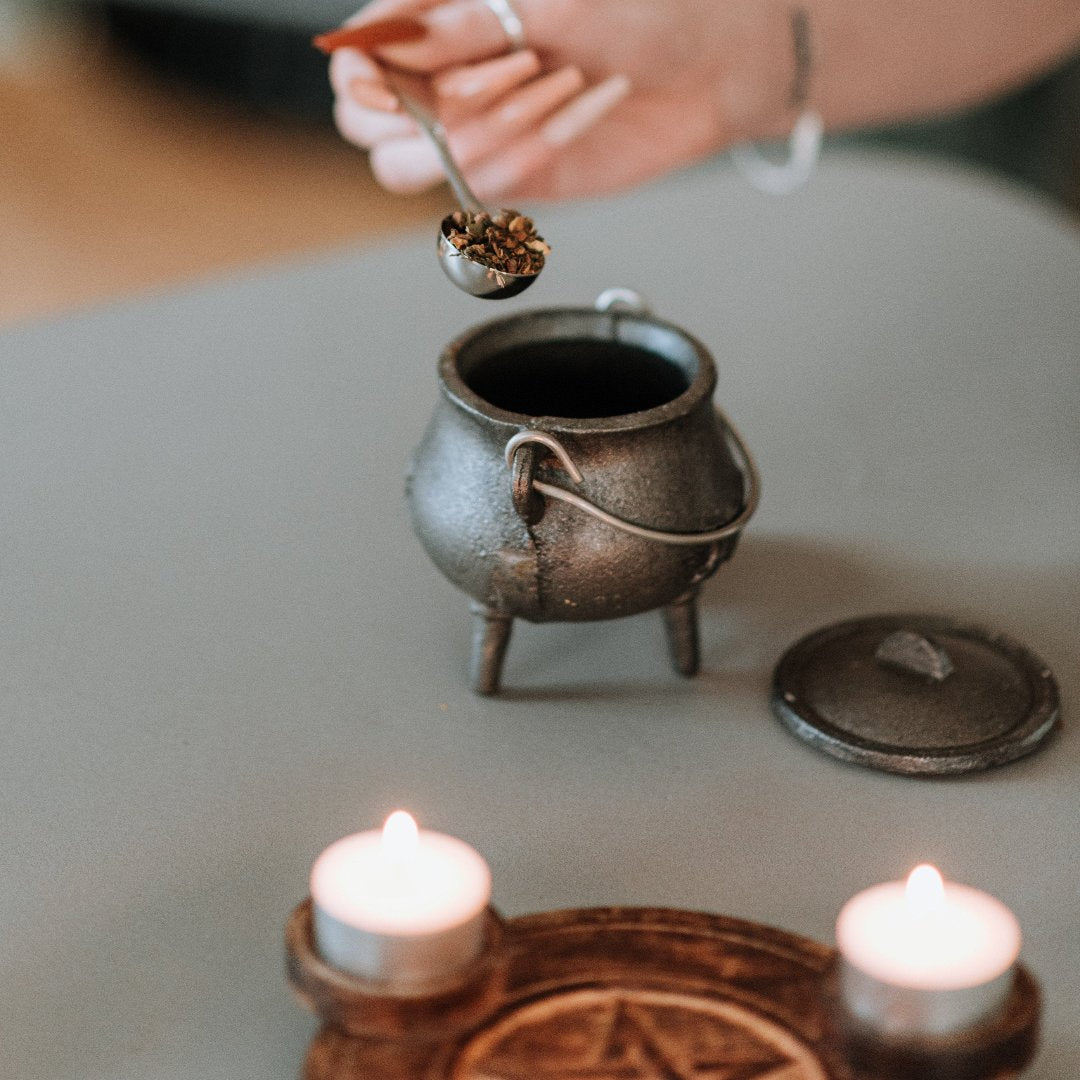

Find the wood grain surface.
xmin=287 ymin=902 xmax=1041 ymax=1080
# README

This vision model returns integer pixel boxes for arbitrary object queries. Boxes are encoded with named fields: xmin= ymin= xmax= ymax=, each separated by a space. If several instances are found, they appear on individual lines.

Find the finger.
xmin=369 ymin=137 xmax=449 ymax=194
xmin=329 ymin=46 xmax=388 ymax=100
xmin=452 ymin=65 xmax=585 ymax=162
xmin=330 ymin=50 xmax=414 ymax=136
xmin=334 ymin=94 xmax=417 ymax=149
xmin=468 ymin=74 xmax=632 ymax=198
xmin=329 ymin=9 xmax=537 ymax=120
xmin=369 ymin=66 xmax=585 ymax=191
xmin=375 ymin=0 xmax=526 ymax=72
xmin=539 ymin=74 xmax=631 ymax=147
xmin=434 ymin=49 xmax=542 ymax=112
xmin=348 ymin=77 xmax=402 ymax=114
xmin=334 ymin=46 xmax=542 ymax=125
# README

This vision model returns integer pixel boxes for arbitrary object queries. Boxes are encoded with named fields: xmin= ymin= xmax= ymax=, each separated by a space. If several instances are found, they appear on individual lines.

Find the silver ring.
xmin=480 ymin=0 xmax=526 ymax=50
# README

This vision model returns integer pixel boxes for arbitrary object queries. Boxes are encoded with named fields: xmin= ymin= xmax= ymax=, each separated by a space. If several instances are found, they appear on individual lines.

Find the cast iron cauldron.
xmin=407 ymin=290 xmax=759 ymax=693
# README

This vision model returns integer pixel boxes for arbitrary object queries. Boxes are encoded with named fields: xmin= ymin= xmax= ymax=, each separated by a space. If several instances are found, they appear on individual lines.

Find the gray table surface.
xmin=2 ymin=151 xmax=1078 ymax=1079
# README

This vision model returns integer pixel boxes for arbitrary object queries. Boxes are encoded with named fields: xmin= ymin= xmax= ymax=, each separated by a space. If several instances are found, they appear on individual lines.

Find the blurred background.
xmin=2 ymin=0 xmax=1078 ymax=328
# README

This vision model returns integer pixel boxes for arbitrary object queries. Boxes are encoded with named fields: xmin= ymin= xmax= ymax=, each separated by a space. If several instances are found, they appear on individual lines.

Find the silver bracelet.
xmin=731 ymin=7 xmax=823 ymax=195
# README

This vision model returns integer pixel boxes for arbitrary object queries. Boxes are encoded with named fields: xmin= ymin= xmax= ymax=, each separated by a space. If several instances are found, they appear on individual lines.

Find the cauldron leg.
xmin=662 ymin=592 xmax=700 ymax=677
xmin=469 ymin=603 xmax=513 ymax=695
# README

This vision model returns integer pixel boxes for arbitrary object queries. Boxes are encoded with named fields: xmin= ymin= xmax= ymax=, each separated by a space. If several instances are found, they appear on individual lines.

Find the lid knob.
xmin=875 ymin=629 xmax=954 ymax=682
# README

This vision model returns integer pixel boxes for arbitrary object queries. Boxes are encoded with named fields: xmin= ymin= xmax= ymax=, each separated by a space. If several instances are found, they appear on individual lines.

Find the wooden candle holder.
xmin=285 ymin=900 xmax=1040 ymax=1080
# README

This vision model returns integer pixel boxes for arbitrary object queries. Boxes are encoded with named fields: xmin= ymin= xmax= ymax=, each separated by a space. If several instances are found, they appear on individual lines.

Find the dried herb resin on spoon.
xmin=444 ymin=210 xmax=551 ymax=275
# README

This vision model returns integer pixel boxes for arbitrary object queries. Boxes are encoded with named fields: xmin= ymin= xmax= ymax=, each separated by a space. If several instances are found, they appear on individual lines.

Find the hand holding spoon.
xmin=392 ymin=84 xmax=547 ymax=299
xmin=316 ymin=19 xmax=548 ymax=299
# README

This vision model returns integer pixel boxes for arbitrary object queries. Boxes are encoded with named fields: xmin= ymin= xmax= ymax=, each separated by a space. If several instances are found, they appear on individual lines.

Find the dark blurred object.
xmin=96 ymin=1 xmax=1079 ymax=209
xmin=844 ymin=56 xmax=1080 ymax=212
xmin=98 ymin=2 xmax=338 ymax=123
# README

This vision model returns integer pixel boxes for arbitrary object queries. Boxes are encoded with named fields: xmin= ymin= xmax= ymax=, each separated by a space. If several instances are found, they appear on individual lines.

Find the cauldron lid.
xmin=771 ymin=614 xmax=1059 ymax=775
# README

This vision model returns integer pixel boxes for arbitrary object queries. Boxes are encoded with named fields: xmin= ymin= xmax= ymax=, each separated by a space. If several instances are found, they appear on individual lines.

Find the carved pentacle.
xmin=434 ymin=908 xmax=848 ymax=1080
xmin=287 ymin=902 xmax=1039 ymax=1080
xmin=448 ymin=986 xmax=830 ymax=1080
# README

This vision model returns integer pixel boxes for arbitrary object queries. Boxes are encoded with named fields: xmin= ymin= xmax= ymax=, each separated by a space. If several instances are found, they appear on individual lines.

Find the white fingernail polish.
xmin=455 ymin=76 xmax=487 ymax=98
xmin=541 ymin=74 xmax=631 ymax=147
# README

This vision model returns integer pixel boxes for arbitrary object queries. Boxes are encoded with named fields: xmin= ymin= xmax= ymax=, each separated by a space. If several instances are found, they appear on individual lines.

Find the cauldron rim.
xmin=438 ymin=306 xmax=718 ymax=435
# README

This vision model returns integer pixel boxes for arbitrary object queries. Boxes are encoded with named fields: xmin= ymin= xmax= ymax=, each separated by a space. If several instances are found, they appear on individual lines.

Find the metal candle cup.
xmin=311 ymin=813 xmax=492 ymax=988
xmin=835 ymin=866 xmax=1021 ymax=1038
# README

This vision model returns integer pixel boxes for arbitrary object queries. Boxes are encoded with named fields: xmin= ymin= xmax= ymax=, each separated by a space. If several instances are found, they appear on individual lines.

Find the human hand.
xmin=324 ymin=0 xmax=799 ymax=202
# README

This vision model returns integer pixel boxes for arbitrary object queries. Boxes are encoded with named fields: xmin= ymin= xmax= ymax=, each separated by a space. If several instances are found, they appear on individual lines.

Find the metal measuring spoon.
xmin=393 ymin=86 xmax=544 ymax=299
xmin=315 ymin=20 xmax=542 ymax=297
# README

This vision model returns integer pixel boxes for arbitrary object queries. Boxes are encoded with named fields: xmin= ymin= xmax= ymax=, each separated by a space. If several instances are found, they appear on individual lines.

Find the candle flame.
xmin=382 ymin=810 xmax=420 ymax=865
xmin=905 ymin=863 xmax=946 ymax=917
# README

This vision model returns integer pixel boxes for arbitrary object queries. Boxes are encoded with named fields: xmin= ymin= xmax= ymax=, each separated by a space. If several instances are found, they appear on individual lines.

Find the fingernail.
xmin=425 ymin=2 xmax=474 ymax=33
xmin=469 ymin=157 xmax=529 ymax=198
xmin=470 ymin=142 xmax=549 ymax=198
xmin=497 ymin=66 xmax=585 ymax=125
xmin=349 ymin=77 xmax=400 ymax=112
xmin=436 ymin=49 xmax=540 ymax=99
xmin=371 ymin=136 xmax=447 ymax=193
xmin=540 ymin=74 xmax=631 ymax=147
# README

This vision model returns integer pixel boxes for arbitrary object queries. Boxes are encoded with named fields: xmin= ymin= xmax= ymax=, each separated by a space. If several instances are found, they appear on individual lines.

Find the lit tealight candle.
xmin=836 ymin=864 xmax=1021 ymax=1037
xmin=311 ymin=811 xmax=492 ymax=986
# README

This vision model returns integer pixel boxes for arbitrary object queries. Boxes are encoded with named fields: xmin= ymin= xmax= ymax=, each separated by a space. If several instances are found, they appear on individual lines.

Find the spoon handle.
xmin=390 ymin=81 xmax=484 ymax=212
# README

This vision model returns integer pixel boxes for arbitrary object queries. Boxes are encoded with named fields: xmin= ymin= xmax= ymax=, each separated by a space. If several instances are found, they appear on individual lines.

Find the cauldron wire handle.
xmin=504 ymin=417 xmax=760 ymax=546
